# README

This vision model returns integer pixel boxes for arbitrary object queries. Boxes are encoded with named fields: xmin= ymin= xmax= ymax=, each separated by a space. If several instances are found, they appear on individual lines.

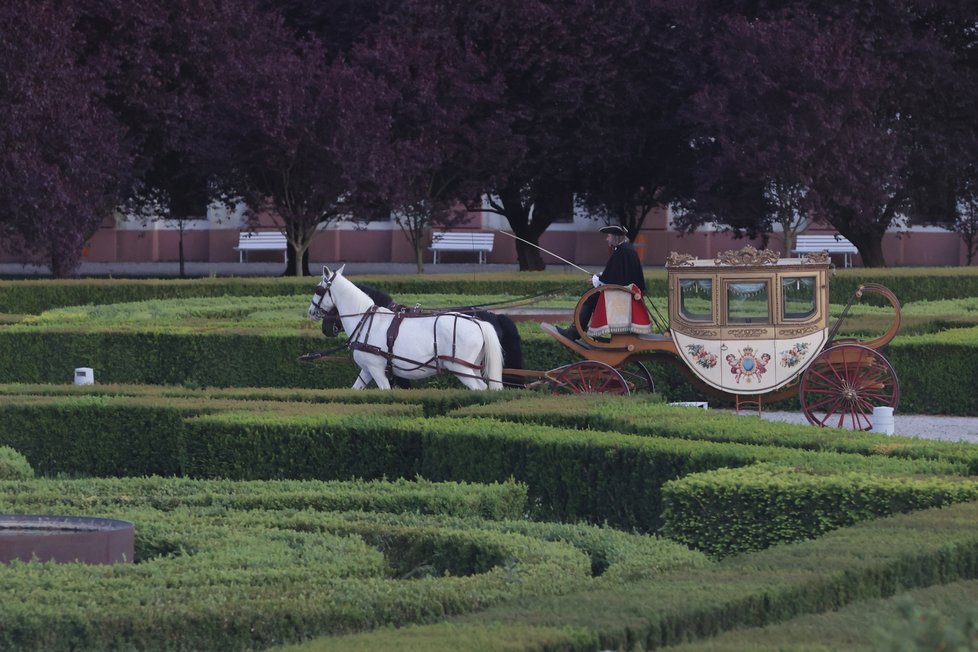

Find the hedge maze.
xmin=1 ymin=273 xmax=977 ymax=650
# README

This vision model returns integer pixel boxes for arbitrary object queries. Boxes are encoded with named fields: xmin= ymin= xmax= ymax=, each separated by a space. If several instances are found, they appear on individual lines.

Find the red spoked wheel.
xmin=799 ymin=344 xmax=900 ymax=430
xmin=550 ymin=361 xmax=630 ymax=395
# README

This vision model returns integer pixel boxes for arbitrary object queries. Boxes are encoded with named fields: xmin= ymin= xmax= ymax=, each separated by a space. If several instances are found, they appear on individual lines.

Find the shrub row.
xmin=453 ymin=395 xmax=978 ymax=472
xmin=0 ymin=330 xmax=353 ymax=388
xmin=0 ymin=477 xmax=705 ymax=651
xmin=181 ymin=412 xmax=967 ymax=532
xmin=5 ymin=268 xmax=978 ymax=315
xmin=0 ymin=394 xmax=969 ymax=532
xmin=310 ymin=499 xmax=978 ymax=651
xmin=0 ymin=382 xmax=518 ymax=417
xmin=887 ymin=326 xmax=978 ymax=415
xmin=669 ymin=579 xmax=978 ymax=651
xmin=0 ymin=275 xmax=593 ymax=315
xmin=0 ymin=395 xmax=421 ymax=476
xmin=659 ymin=463 xmax=978 ymax=558
xmin=1 ymin=322 xmax=976 ymax=412
xmin=0 ymin=475 xmax=528 ymax=521
xmin=829 ymin=266 xmax=978 ymax=305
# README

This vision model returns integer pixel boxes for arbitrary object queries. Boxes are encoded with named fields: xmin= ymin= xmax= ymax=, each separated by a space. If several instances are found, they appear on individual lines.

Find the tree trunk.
xmin=178 ymin=225 xmax=185 ymax=278
xmin=515 ymin=240 xmax=545 ymax=271
xmin=415 ymin=242 xmax=424 ymax=274
xmin=283 ymin=245 xmax=311 ymax=277
xmin=849 ymin=234 xmax=887 ymax=268
xmin=50 ymin=248 xmax=82 ymax=278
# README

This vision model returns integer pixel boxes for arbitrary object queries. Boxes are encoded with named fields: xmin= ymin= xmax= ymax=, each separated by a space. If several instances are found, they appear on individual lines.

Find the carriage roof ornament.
xmin=667 ymin=246 xmax=830 ymax=268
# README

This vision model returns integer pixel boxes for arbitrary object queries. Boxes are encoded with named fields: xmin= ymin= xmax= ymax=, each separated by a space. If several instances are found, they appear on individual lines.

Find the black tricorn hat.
xmin=599 ymin=224 xmax=628 ymax=236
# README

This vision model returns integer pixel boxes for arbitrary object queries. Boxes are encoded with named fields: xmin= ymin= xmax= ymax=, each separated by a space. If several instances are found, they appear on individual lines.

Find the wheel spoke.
xmin=801 ymin=344 xmax=899 ymax=431
xmin=818 ymin=395 xmax=847 ymax=427
xmin=806 ymin=393 xmax=845 ymax=412
xmin=553 ymin=362 xmax=628 ymax=395
xmin=807 ymin=365 xmax=845 ymax=390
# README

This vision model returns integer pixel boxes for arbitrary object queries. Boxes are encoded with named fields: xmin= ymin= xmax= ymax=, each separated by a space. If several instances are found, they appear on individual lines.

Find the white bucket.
xmin=74 ymin=367 xmax=94 ymax=386
xmin=871 ymin=406 xmax=894 ymax=435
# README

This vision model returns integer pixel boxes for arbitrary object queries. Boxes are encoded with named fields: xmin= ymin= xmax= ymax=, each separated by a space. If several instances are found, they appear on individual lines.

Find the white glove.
xmin=591 ymin=274 xmax=602 ymax=288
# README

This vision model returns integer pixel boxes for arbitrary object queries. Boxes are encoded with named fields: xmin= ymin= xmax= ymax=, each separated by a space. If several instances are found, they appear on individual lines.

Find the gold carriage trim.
xmin=779 ymin=325 xmax=822 ymax=337
xmin=679 ymin=328 xmax=720 ymax=338
xmin=713 ymin=246 xmax=780 ymax=267
xmin=800 ymin=251 xmax=831 ymax=265
xmin=666 ymin=252 xmax=696 ymax=267
xmin=727 ymin=328 xmax=769 ymax=338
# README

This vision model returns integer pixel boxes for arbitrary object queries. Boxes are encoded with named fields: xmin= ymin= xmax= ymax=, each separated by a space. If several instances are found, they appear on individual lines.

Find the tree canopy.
xmin=1 ymin=0 xmax=975 ymax=274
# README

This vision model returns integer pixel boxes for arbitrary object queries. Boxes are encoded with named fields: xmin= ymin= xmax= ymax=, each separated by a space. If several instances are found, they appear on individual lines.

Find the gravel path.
xmin=738 ymin=410 xmax=978 ymax=444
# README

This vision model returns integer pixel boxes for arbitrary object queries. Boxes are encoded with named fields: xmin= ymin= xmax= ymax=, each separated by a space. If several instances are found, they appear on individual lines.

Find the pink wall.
xmin=1 ymin=222 xmax=972 ymax=268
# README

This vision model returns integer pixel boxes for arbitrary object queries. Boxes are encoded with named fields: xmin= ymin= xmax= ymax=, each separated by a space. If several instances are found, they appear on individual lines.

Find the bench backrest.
xmin=793 ymin=234 xmax=857 ymax=253
xmin=237 ymin=232 xmax=287 ymax=248
xmin=430 ymin=233 xmax=495 ymax=250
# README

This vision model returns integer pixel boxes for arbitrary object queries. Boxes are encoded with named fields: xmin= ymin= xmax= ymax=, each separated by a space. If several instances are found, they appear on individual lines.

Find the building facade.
xmin=0 ymin=204 xmax=969 ymax=268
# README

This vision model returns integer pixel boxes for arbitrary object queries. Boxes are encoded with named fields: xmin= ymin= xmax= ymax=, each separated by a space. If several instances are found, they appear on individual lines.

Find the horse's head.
xmin=307 ymin=264 xmax=345 ymax=320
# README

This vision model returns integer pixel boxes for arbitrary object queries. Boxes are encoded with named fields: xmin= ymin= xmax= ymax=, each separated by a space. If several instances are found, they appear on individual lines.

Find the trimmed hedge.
xmin=0 ymin=477 xmax=706 ymax=651
xmin=666 ymin=580 xmax=978 ymax=651
xmin=0 ymin=395 xmax=422 ymax=477
xmin=0 ymin=383 xmax=520 ymax=417
xmin=0 ymin=330 xmax=355 ymax=388
xmin=5 ymin=267 xmax=978 ymax=315
xmin=180 ymin=412 xmax=966 ymax=532
xmin=0 ymin=275 xmax=601 ymax=315
xmin=0 ymin=391 xmax=971 ymax=535
xmin=2 ymin=323 xmax=977 ymax=413
xmin=278 ymin=499 xmax=978 ymax=651
xmin=887 ymin=327 xmax=978 ymax=415
xmin=453 ymin=395 xmax=978 ymax=472
xmin=660 ymin=463 xmax=978 ymax=558
xmin=0 ymin=476 xmax=529 ymax=521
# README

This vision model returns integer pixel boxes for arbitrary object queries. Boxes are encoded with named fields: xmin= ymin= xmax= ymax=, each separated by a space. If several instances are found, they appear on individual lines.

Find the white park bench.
xmin=792 ymin=233 xmax=858 ymax=268
xmin=430 ymin=232 xmax=495 ymax=264
xmin=235 ymin=231 xmax=288 ymax=263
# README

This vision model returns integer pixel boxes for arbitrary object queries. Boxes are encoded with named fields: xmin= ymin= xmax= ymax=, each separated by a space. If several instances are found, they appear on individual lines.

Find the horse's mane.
xmin=355 ymin=283 xmax=396 ymax=310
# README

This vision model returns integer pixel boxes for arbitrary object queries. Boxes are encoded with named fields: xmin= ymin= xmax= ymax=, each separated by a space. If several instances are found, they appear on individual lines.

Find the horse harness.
xmin=314 ymin=281 xmax=485 ymax=382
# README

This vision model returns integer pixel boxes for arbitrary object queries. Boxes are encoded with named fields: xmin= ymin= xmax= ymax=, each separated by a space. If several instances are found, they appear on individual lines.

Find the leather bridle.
xmin=309 ymin=274 xmax=335 ymax=318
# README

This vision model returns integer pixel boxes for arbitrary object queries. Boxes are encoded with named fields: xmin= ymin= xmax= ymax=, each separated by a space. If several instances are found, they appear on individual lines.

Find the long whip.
xmin=495 ymin=230 xmax=593 ymax=275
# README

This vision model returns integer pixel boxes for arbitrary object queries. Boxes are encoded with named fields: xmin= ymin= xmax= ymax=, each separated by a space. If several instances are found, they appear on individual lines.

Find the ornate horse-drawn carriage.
xmin=306 ymin=247 xmax=901 ymax=430
xmin=535 ymin=246 xmax=902 ymax=430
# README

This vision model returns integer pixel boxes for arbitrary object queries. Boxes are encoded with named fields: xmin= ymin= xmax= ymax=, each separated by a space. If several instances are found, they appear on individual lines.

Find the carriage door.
xmin=773 ymin=274 xmax=826 ymax=386
xmin=719 ymin=278 xmax=778 ymax=393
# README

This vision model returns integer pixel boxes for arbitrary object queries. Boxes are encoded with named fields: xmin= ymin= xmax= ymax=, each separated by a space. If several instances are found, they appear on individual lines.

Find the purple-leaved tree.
xmin=0 ymin=1 xmax=128 ymax=277
xmin=673 ymin=0 xmax=978 ymax=266
xmin=345 ymin=4 xmax=509 ymax=271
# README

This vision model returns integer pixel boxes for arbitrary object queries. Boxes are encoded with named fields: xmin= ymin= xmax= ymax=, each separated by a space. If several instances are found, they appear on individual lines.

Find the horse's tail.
xmin=476 ymin=319 xmax=504 ymax=390
xmin=494 ymin=314 xmax=523 ymax=370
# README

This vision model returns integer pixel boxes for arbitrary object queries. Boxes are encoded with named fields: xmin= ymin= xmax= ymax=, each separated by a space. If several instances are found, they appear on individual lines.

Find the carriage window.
xmin=679 ymin=278 xmax=713 ymax=321
xmin=726 ymin=281 xmax=769 ymax=324
xmin=782 ymin=276 xmax=817 ymax=320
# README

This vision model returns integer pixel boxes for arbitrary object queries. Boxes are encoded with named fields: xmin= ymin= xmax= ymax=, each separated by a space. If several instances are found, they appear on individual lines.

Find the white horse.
xmin=307 ymin=265 xmax=504 ymax=390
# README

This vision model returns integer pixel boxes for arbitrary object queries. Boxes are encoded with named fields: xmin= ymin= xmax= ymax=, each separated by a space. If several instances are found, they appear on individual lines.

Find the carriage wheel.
xmin=617 ymin=361 xmax=655 ymax=393
xmin=799 ymin=344 xmax=900 ymax=431
xmin=550 ymin=361 xmax=630 ymax=395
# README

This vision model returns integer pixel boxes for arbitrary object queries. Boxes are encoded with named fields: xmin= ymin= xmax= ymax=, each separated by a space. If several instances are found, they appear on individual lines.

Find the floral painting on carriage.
xmin=779 ymin=342 xmax=811 ymax=368
xmin=685 ymin=344 xmax=718 ymax=369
